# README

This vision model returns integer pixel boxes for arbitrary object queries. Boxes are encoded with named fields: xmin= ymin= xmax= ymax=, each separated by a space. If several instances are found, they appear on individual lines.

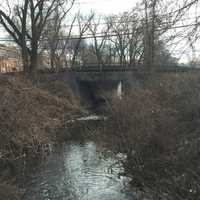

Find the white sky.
xmin=0 ymin=0 xmax=199 ymax=63
xmin=71 ymin=0 xmax=199 ymax=63
xmin=73 ymin=0 xmax=139 ymax=15
xmin=0 ymin=0 xmax=139 ymax=39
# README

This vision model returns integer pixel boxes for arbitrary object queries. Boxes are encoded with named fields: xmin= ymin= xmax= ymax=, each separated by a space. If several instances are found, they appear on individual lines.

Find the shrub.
xmin=0 ymin=181 xmax=23 ymax=200
xmin=106 ymin=73 xmax=200 ymax=199
xmin=0 ymin=76 xmax=80 ymax=160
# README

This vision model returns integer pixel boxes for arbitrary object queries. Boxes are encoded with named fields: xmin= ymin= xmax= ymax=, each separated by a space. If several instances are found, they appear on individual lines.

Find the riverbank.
xmin=2 ymin=72 xmax=200 ymax=200
xmin=104 ymin=73 xmax=200 ymax=199
xmin=22 ymin=141 xmax=135 ymax=200
xmin=0 ymin=75 xmax=82 ymax=199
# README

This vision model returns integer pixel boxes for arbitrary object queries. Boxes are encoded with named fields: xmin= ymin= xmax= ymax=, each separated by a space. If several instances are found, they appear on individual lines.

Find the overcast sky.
xmin=73 ymin=0 xmax=139 ymax=15
xmin=0 ymin=0 xmax=138 ymax=39
xmin=0 ymin=0 xmax=199 ymax=63
xmin=73 ymin=0 xmax=200 ymax=63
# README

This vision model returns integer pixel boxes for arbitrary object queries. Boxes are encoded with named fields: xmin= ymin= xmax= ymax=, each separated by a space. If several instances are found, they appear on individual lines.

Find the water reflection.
xmin=23 ymin=142 xmax=135 ymax=200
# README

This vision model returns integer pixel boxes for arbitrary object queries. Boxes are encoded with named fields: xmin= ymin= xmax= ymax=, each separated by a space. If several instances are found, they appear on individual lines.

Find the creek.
xmin=22 ymin=141 xmax=136 ymax=200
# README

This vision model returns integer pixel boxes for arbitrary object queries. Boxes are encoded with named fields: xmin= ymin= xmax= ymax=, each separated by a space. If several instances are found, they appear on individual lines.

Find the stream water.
xmin=22 ymin=141 xmax=136 ymax=200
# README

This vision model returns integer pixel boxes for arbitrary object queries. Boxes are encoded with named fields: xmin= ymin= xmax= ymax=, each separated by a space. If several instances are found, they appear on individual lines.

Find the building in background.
xmin=0 ymin=44 xmax=22 ymax=73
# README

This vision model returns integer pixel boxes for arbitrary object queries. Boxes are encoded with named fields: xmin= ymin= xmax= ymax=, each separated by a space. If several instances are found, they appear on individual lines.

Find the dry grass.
xmin=0 ymin=75 xmax=82 ymax=199
xmin=0 ymin=75 xmax=81 ymax=160
xmin=38 ymin=79 xmax=81 ymax=110
xmin=0 ymin=181 xmax=24 ymax=200
xmin=106 ymin=73 xmax=200 ymax=199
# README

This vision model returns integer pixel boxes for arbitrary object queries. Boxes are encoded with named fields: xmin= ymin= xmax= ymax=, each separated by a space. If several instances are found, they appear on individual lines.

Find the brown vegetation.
xmin=38 ymin=79 xmax=80 ymax=109
xmin=0 ymin=76 xmax=78 ymax=158
xmin=106 ymin=73 xmax=200 ymax=199
xmin=0 ymin=181 xmax=23 ymax=200
xmin=0 ymin=75 xmax=81 ymax=199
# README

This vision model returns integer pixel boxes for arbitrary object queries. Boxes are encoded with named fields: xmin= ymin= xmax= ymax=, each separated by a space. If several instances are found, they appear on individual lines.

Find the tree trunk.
xmin=96 ymin=51 xmax=103 ymax=70
xmin=50 ymin=50 xmax=56 ymax=71
xmin=21 ymin=47 xmax=29 ymax=73
xmin=29 ymin=44 xmax=38 ymax=77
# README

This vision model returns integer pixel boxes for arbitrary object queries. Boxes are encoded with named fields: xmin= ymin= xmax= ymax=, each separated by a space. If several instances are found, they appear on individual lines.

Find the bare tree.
xmin=124 ymin=10 xmax=144 ymax=67
xmin=142 ymin=0 xmax=159 ymax=71
xmin=71 ymin=12 xmax=94 ymax=67
xmin=42 ymin=0 xmax=75 ymax=71
xmin=106 ymin=15 xmax=130 ymax=67
xmin=0 ymin=0 xmax=74 ymax=76
xmin=142 ymin=0 xmax=199 ymax=70
xmin=105 ymin=11 xmax=144 ymax=67
xmin=53 ymin=16 xmax=76 ymax=70
xmin=0 ymin=0 xmax=29 ymax=72
xmin=88 ymin=16 xmax=111 ymax=69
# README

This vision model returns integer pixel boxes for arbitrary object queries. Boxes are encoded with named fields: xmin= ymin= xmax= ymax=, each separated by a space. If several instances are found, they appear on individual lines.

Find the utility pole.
xmin=143 ymin=0 xmax=157 ymax=72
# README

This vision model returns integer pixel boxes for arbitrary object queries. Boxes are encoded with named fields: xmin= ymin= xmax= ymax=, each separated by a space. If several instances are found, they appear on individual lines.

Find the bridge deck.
xmin=71 ymin=65 xmax=199 ymax=73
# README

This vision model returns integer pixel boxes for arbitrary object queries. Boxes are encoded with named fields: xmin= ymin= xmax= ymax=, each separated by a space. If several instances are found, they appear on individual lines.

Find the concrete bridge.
xmin=40 ymin=65 xmax=200 ymax=111
xmin=70 ymin=64 xmax=199 ymax=82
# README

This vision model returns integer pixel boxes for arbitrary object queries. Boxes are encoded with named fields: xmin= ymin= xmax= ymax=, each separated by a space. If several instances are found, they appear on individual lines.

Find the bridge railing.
xmin=71 ymin=64 xmax=136 ymax=72
xmin=34 ymin=64 xmax=200 ymax=74
xmin=70 ymin=64 xmax=197 ymax=73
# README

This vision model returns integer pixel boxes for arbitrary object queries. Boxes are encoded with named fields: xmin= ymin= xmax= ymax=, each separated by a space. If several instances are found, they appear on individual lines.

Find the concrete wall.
xmin=40 ymin=70 xmax=144 ymax=112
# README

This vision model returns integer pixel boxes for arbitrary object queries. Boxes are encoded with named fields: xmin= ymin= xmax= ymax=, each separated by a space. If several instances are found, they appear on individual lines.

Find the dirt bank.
xmin=0 ymin=75 xmax=82 ymax=199
xmin=105 ymin=73 xmax=200 ymax=199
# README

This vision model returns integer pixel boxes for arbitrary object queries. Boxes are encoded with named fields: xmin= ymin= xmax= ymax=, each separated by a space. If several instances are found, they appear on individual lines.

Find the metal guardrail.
xmin=6 ymin=65 xmax=198 ymax=75
xmin=70 ymin=64 xmax=200 ymax=73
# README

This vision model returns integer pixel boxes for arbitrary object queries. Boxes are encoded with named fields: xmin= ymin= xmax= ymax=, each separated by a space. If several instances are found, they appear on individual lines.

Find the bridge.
xmin=69 ymin=64 xmax=199 ymax=82
xmin=37 ymin=64 xmax=200 ymax=111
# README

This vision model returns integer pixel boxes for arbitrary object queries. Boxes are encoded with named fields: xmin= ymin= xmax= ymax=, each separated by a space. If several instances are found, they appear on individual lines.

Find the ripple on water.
xmin=23 ymin=141 xmax=135 ymax=200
